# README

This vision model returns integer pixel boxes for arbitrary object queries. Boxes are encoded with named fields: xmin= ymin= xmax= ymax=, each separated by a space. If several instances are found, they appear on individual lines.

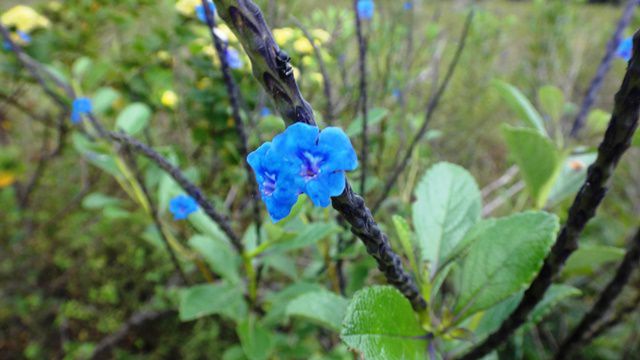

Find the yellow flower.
xmin=0 ymin=171 xmax=16 ymax=188
xmin=47 ymin=1 xmax=63 ymax=12
xmin=292 ymin=66 xmax=300 ymax=80
xmin=156 ymin=50 xmax=172 ymax=63
xmin=161 ymin=90 xmax=179 ymax=109
xmin=309 ymin=72 xmax=324 ymax=86
xmin=311 ymin=29 xmax=331 ymax=44
xmin=175 ymin=0 xmax=200 ymax=16
xmin=1 ymin=5 xmax=50 ymax=34
xmin=293 ymin=38 xmax=314 ymax=54
xmin=302 ymin=56 xmax=314 ymax=67
xmin=273 ymin=27 xmax=295 ymax=45
xmin=197 ymin=77 xmax=211 ymax=90
xmin=202 ymin=45 xmax=221 ymax=67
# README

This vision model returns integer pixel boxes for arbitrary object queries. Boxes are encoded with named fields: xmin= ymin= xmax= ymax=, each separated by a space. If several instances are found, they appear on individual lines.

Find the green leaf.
xmin=72 ymin=133 xmax=120 ymax=177
xmin=454 ymin=212 xmax=559 ymax=322
xmin=92 ymin=87 xmax=120 ymax=115
xmin=262 ymin=282 xmax=325 ymax=326
xmin=502 ymin=125 xmax=563 ymax=208
xmin=547 ymin=153 xmax=596 ymax=206
xmin=493 ymin=80 xmax=547 ymax=135
xmin=586 ymin=109 xmax=611 ymax=134
xmin=267 ymin=222 xmax=338 ymax=254
xmin=412 ymin=162 xmax=481 ymax=275
xmin=525 ymin=284 xmax=581 ymax=329
xmin=392 ymin=215 xmax=420 ymax=277
xmin=341 ymin=286 xmax=426 ymax=360
xmin=346 ymin=108 xmax=389 ymax=137
xmin=82 ymin=192 xmax=122 ymax=210
xmin=562 ymin=245 xmax=625 ymax=277
xmin=188 ymin=235 xmax=240 ymax=283
xmin=179 ymin=283 xmax=247 ymax=322
xmin=538 ymin=85 xmax=565 ymax=122
xmin=72 ymin=56 xmax=92 ymax=80
xmin=115 ymin=103 xmax=152 ymax=135
xmin=237 ymin=316 xmax=274 ymax=360
xmin=286 ymin=291 xmax=349 ymax=331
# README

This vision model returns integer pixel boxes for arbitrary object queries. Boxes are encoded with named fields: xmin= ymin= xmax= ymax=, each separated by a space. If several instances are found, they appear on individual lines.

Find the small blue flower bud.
xmin=169 ymin=195 xmax=198 ymax=220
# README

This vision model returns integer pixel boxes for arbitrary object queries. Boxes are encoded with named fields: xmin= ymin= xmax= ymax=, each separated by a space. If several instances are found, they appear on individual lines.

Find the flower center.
xmin=300 ymin=151 xmax=323 ymax=180
xmin=262 ymin=172 xmax=277 ymax=196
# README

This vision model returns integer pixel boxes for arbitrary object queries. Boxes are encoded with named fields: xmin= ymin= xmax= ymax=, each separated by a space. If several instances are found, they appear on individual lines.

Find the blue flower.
xmin=247 ymin=123 xmax=358 ymax=221
xmin=196 ymin=1 xmax=216 ymax=23
xmin=71 ymin=97 xmax=92 ymax=124
xmin=169 ymin=195 xmax=198 ymax=220
xmin=271 ymin=123 xmax=358 ymax=208
xmin=260 ymin=107 xmax=272 ymax=117
xmin=357 ymin=0 xmax=375 ymax=21
xmin=247 ymin=142 xmax=301 ymax=222
xmin=2 ymin=31 xmax=31 ymax=51
xmin=392 ymin=88 xmax=402 ymax=99
xmin=403 ymin=2 xmax=413 ymax=11
xmin=616 ymin=36 xmax=633 ymax=61
xmin=225 ymin=48 xmax=242 ymax=69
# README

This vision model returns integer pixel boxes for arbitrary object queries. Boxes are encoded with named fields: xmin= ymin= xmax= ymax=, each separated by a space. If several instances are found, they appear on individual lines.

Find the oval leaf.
xmin=454 ymin=211 xmax=559 ymax=322
xmin=412 ymin=162 xmax=482 ymax=276
xmin=341 ymin=286 xmax=426 ymax=360
xmin=286 ymin=291 xmax=349 ymax=331
xmin=494 ymin=80 xmax=547 ymax=135
xmin=115 ymin=103 xmax=152 ymax=135
xmin=502 ymin=125 xmax=563 ymax=208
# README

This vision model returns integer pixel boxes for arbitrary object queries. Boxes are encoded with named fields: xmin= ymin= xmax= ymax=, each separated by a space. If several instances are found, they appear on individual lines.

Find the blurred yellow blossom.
xmin=292 ymin=66 xmax=300 ymax=80
xmin=310 ymin=72 xmax=324 ymax=86
xmin=311 ymin=29 xmax=331 ymax=44
xmin=302 ymin=56 xmax=314 ymax=67
xmin=273 ymin=27 xmax=295 ymax=45
xmin=0 ymin=171 xmax=16 ymax=188
xmin=293 ymin=38 xmax=313 ymax=54
xmin=156 ymin=50 xmax=172 ymax=63
xmin=175 ymin=0 xmax=200 ymax=16
xmin=197 ymin=77 xmax=211 ymax=90
xmin=161 ymin=90 xmax=179 ymax=109
xmin=47 ymin=1 xmax=63 ymax=12
xmin=1 ymin=5 xmax=50 ymax=33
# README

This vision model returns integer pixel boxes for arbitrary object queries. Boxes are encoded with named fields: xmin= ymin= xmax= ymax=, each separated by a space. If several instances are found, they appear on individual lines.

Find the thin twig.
xmin=354 ymin=0 xmax=369 ymax=194
xmin=372 ymin=9 xmax=475 ymax=214
xmin=201 ymin=1 xmax=262 ymax=245
xmin=214 ymin=0 xmax=426 ymax=311
xmin=1 ymin=25 xmax=243 ymax=254
xmin=582 ymin=289 xmax=640 ymax=344
xmin=109 ymin=131 xmax=244 ymax=254
xmin=120 ymin=144 xmax=190 ymax=284
xmin=290 ymin=16 xmax=335 ymax=124
xmin=481 ymin=165 xmax=519 ymax=198
xmin=554 ymin=228 xmax=640 ymax=359
xmin=481 ymin=180 xmax=525 ymax=217
xmin=569 ymin=0 xmax=640 ymax=137
xmin=459 ymin=31 xmax=640 ymax=360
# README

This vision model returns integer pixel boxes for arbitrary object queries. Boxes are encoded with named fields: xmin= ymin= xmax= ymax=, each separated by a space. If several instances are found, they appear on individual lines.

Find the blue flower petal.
xmin=616 ymin=36 xmax=633 ymax=61
xmin=196 ymin=1 xmax=216 ymax=23
xmin=357 ymin=0 xmax=375 ymax=20
xmin=71 ymin=97 xmax=93 ymax=124
xmin=317 ymin=127 xmax=358 ymax=172
xmin=272 ymin=122 xmax=319 ymax=155
xmin=305 ymin=171 xmax=346 ymax=207
xmin=169 ymin=195 xmax=198 ymax=220
xmin=226 ymin=48 xmax=243 ymax=69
